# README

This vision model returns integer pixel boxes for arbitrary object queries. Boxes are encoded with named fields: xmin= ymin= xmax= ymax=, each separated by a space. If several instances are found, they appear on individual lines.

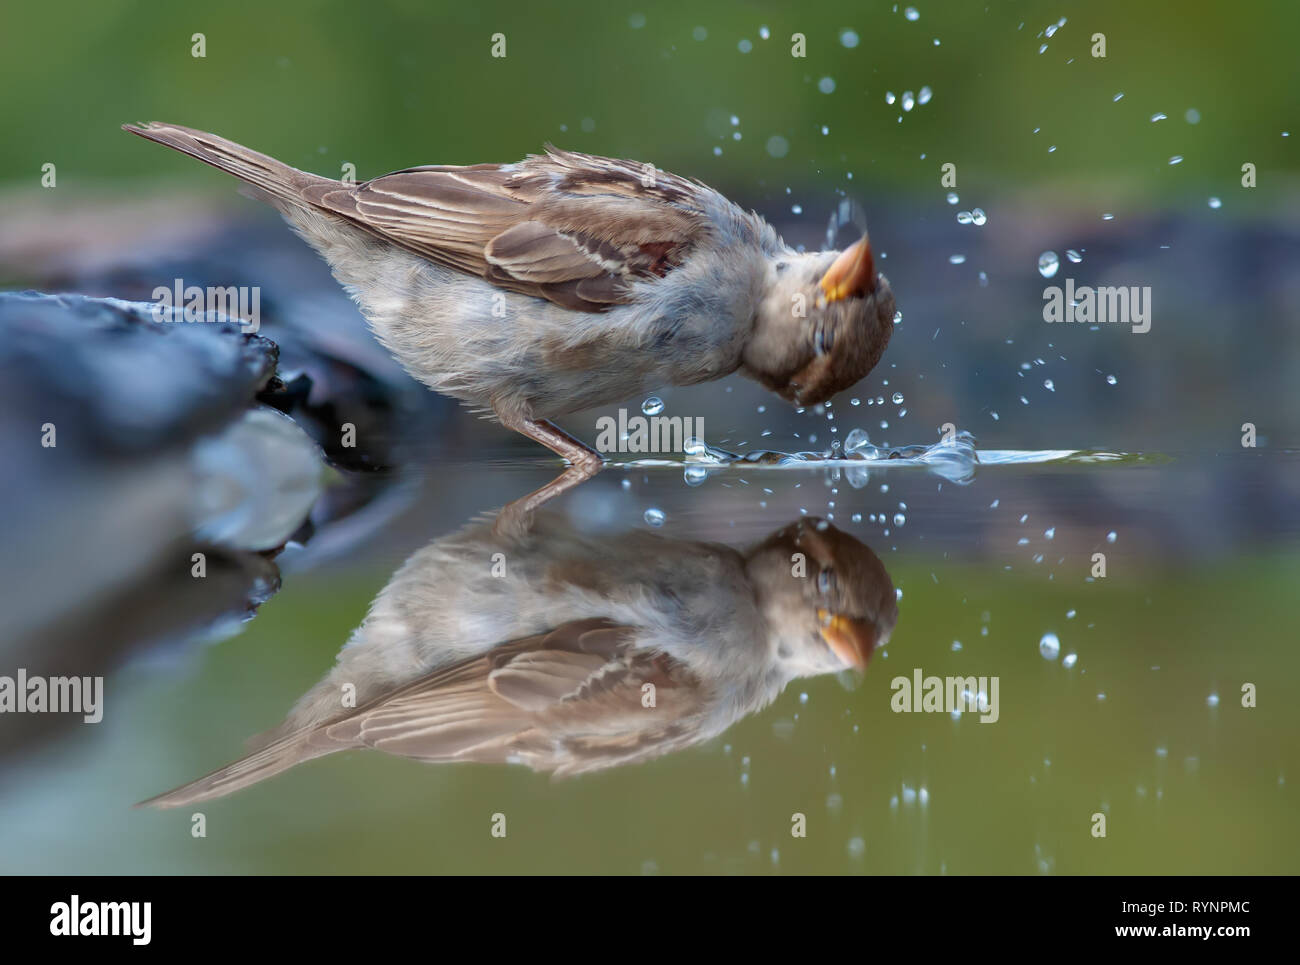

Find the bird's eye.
xmin=818 ymin=569 xmax=836 ymax=595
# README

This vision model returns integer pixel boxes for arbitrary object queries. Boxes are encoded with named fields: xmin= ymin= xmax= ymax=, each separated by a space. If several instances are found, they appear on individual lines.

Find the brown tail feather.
xmin=135 ymin=727 xmax=346 ymax=809
xmin=122 ymin=121 xmax=332 ymax=206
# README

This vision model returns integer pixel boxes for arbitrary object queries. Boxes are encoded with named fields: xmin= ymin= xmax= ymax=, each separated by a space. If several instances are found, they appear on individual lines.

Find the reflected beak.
xmin=818 ymin=234 xmax=877 ymax=303
xmin=818 ymin=609 xmax=878 ymax=670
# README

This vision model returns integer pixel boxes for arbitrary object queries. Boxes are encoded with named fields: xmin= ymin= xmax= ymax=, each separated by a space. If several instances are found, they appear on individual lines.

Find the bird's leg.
xmin=507 ymin=417 xmax=605 ymax=475
xmin=495 ymin=417 xmax=604 ymax=537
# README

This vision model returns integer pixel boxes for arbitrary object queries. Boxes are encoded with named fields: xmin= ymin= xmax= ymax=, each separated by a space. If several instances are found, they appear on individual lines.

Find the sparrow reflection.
xmin=141 ymin=513 xmax=898 ymax=807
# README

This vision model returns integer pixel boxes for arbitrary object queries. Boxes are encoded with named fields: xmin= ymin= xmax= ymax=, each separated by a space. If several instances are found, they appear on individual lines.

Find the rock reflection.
xmin=142 ymin=512 xmax=898 ymax=807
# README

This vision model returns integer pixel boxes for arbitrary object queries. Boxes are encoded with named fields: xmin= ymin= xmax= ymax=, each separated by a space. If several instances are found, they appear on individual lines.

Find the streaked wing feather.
xmin=301 ymin=147 xmax=720 ymax=311
xmin=314 ymin=619 xmax=708 ymax=771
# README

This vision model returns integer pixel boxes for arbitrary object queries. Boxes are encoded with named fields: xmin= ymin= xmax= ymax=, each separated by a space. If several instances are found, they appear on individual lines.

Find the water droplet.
xmin=683 ymin=466 xmax=708 ymax=486
xmin=1106 ymin=531 xmax=1117 ymax=543
xmin=759 ymin=25 xmax=771 ymax=40
xmin=1039 ymin=633 xmax=1061 ymax=660
xmin=1044 ymin=378 xmax=1055 ymax=392
xmin=766 ymin=135 xmax=789 ymax=158
xmin=818 ymin=76 xmax=837 ymax=94
xmin=1185 ymin=108 xmax=1201 ymax=124
xmin=791 ymin=204 xmax=803 ymax=215
xmin=1113 ymin=92 xmax=1124 ymax=102
xmin=844 ymin=428 xmax=871 ymax=452
xmin=839 ymin=29 xmax=859 ymax=48
xmin=893 ymin=309 xmax=903 ymax=325
xmin=885 ymin=91 xmax=896 ymax=106
xmin=949 ymin=253 xmax=966 ymax=264
xmin=892 ymin=392 xmax=904 ymax=404
xmin=1038 ymin=251 xmax=1060 ymax=278
xmin=893 ymin=513 xmax=906 ymax=526
xmin=1062 ymin=652 xmax=1078 ymax=669
xmin=1208 ymin=197 xmax=1222 ymax=209
xmin=901 ymin=91 xmax=915 ymax=112
xmin=1169 ymin=155 xmax=1183 ymax=165
xmin=1150 ymin=112 xmax=1167 ymax=122
xmin=1106 ymin=374 xmax=1117 ymax=385
xmin=1066 ymin=249 xmax=1082 ymax=263
xmin=847 ymin=836 xmax=866 ymax=858
xmin=971 ymin=207 xmax=986 ymax=225
xmin=641 ymin=396 xmax=664 ymax=416
xmin=1207 ymin=692 xmax=1220 ymax=708
xmin=904 ymin=6 xmax=919 ymax=21
xmin=692 ymin=26 xmax=707 ymax=41
xmin=957 ymin=210 xmax=973 ymax=225
xmin=918 ymin=85 xmax=932 ymax=105
xmin=644 ymin=508 xmax=665 ymax=527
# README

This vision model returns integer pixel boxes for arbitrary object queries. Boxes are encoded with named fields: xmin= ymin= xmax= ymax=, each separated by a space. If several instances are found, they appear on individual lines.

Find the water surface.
xmin=2 ymin=447 xmax=1295 ymax=874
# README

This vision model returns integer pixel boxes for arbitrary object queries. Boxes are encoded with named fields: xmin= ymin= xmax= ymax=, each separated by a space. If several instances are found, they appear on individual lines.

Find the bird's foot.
xmin=491 ymin=415 xmax=603 ymax=539
xmin=494 ymin=463 xmax=600 ymax=540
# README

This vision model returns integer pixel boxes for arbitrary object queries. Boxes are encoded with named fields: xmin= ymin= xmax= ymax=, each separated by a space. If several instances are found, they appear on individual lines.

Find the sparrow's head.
xmin=743 ymin=235 xmax=895 ymax=407
xmin=744 ymin=517 xmax=899 ymax=676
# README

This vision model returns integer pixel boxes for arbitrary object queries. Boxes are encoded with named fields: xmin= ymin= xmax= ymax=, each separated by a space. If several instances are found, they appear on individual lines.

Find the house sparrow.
xmin=123 ymin=123 xmax=897 ymax=495
xmin=139 ymin=514 xmax=898 ymax=807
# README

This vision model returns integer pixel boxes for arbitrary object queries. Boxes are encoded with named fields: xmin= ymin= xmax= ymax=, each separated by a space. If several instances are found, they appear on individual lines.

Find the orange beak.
xmin=818 ymin=234 xmax=877 ymax=303
xmin=818 ymin=609 xmax=878 ymax=670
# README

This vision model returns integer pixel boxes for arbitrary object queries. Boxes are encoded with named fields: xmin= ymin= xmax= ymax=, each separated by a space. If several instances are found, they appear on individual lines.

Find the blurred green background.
xmin=2 ymin=0 xmax=1297 ymax=201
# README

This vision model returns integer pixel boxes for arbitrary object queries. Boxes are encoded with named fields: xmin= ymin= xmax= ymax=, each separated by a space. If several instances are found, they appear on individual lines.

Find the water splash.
xmin=825 ymin=199 xmax=869 ymax=251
